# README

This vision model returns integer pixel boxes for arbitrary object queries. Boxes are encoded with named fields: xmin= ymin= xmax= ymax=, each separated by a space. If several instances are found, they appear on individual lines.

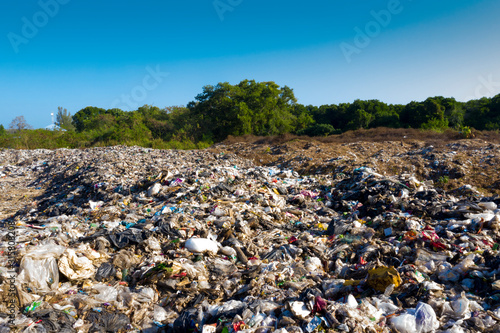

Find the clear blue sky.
xmin=1 ymin=0 xmax=499 ymax=128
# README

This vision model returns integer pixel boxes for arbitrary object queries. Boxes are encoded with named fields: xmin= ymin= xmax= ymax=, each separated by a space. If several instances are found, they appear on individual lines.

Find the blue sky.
xmin=1 ymin=0 xmax=499 ymax=128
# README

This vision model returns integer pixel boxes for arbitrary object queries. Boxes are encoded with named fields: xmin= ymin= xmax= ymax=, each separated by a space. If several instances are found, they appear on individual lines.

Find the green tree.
xmin=72 ymin=107 xmax=123 ymax=132
xmin=400 ymin=97 xmax=448 ymax=129
xmin=297 ymin=123 xmax=339 ymax=136
xmin=485 ymin=94 xmax=500 ymax=130
xmin=0 ymin=124 xmax=6 ymax=136
xmin=291 ymin=104 xmax=314 ymax=133
xmin=188 ymin=80 xmax=297 ymax=141
xmin=348 ymin=108 xmax=373 ymax=129
xmin=55 ymin=107 xmax=75 ymax=130
xmin=463 ymin=97 xmax=490 ymax=129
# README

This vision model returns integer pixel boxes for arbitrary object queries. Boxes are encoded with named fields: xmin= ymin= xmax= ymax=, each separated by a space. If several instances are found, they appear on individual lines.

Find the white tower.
xmin=51 ymin=113 xmax=54 ymax=125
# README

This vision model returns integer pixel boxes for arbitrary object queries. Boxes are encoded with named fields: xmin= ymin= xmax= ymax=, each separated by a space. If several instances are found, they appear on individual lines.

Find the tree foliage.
xmin=9 ymin=116 xmax=32 ymax=131
xmin=188 ymin=80 xmax=298 ymax=141
xmin=56 ymin=107 xmax=75 ymax=130
xmin=2 ymin=80 xmax=500 ymax=150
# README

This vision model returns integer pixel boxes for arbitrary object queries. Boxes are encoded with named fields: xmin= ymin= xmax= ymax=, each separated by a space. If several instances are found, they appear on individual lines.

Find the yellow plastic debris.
xmin=367 ymin=266 xmax=402 ymax=292
xmin=343 ymin=279 xmax=361 ymax=286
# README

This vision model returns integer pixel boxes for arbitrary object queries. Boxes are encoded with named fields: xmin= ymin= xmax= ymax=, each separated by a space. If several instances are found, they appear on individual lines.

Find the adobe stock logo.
xmin=7 ymin=0 xmax=70 ymax=54
xmin=465 ymin=74 xmax=500 ymax=101
xmin=111 ymin=66 xmax=169 ymax=110
xmin=213 ymin=0 xmax=242 ymax=21
xmin=340 ymin=0 xmax=412 ymax=63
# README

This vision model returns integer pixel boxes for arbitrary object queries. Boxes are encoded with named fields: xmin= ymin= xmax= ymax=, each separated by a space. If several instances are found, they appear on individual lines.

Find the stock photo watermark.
xmin=7 ymin=0 xmax=70 ymax=54
xmin=213 ymin=0 xmax=243 ymax=21
xmin=466 ymin=74 xmax=500 ymax=100
xmin=340 ymin=0 xmax=412 ymax=63
xmin=111 ymin=65 xmax=169 ymax=110
xmin=4 ymin=219 xmax=18 ymax=325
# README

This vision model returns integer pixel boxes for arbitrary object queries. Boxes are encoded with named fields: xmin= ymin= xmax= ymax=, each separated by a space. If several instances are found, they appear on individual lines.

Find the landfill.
xmin=0 ymin=141 xmax=500 ymax=332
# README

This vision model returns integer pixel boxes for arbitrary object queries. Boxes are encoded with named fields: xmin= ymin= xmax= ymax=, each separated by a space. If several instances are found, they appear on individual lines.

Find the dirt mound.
xmin=214 ymin=132 xmax=500 ymax=195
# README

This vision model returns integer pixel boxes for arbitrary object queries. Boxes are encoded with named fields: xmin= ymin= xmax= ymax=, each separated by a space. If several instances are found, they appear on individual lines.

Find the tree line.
xmin=2 ymin=79 xmax=500 ymax=148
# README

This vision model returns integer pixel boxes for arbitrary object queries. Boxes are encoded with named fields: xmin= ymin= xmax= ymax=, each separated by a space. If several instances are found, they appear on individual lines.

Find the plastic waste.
xmin=58 ymin=249 xmax=95 ymax=280
xmin=17 ymin=242 xmax=66 ymax=292
xmin=367 ymin=266 xmax=402 ymax=292
xmin=415 ymin=302 xmax=439 ymax=332
xmin=346 ymin=294 xmax=358 ymax=308
xmin=3 ymin=144 xmax=500 ymax=332
xmin=86 ymin=310 xmax=130 ymax=332
xmin=92 ymin=284 xmax=118 ymax=303
xmin=289 ymin=301 xmax=311 ymax=320
xmin=451 ymin=293 xmax=470 ymax=319
xmin=391 ymin=313 xmax=417 ymax=333
xmin=184 ymin=237 xmax=219 ymax=255
xmin=95 ymin=262 xmax=117 ymax=282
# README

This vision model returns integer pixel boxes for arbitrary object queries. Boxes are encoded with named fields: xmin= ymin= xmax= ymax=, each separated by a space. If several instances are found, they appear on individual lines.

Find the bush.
xmin=297 ymin=123 xmax=340 ymax=137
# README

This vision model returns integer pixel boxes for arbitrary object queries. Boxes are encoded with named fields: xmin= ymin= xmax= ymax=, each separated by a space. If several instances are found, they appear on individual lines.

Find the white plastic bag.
xmin=153 ymin=305 xmax=169 ymax=322
xmin=184 ymin=238 xmax=219 ymax=255
xmin=391 ymin=313 xmax=417 ymax=333
xmin=415 ymin=302 xmax=439 ymax=332
xmin=451 ymin=293 xmax=470 ymax=319
xmin=17 ymin=242 xmax=66 ymax=292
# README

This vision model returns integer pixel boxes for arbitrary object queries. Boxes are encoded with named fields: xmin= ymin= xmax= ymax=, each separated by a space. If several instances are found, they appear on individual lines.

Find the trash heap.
xmin=1 ymin=146 xmax=500 ymax=333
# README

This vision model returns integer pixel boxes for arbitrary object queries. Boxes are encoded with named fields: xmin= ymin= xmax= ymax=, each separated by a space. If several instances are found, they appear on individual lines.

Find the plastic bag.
xmin=181 ymin=262 xmax=203 ymax=279
xmin=391 ymin=313 xmax=417 ymax=333
xmin=95 ymin=262 xmax=117 ymax=282
xmin=304 ymin=257 xmax=323 ymax=273
xmin=153 ymin=305 xmax=169 ymax=322
xmin=58 ymin=249 xmax=95 ymax=280
xmin=17 ymin=243 xmax=66 ymax=292
xmin=109 ymin=228 xmax=150 ymax=249
xmin=346 ymin=294 xmax=358 ymax=308
xmin=173 ymin=308 xmax=200 ymax=333
xmin=451 ymin=293 xmax=470 ymax=319
xmin=442 ymin=326 xmax=465 ymax=333
xmin=453 ymin=254 xmax=475 ymax=274
xmin=415 ymin=302 xmax=439 ymax=332
xmin=367 ymin=266 xmax=402 ymax=291
xmin=478 ymin=201 xmax=497 ymax=211
xmin=289 ymin=301 xmax=311 ymax=320
xmin=136 ymin=287 xmax=155 ymax=303
xmin=92 ymin=283 xmax=118 ymax=303
xmin=86 ymin=310 xmax=130 ymax=332
xmin=184 ymin=237 xmax=219 ymax=255
xmin=22 ymin=323 xmax=47 ymax=333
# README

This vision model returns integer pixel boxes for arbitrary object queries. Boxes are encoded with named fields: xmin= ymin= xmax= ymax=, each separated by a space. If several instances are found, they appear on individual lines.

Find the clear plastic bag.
xmin=415 ymin=302 xmax=439 ymax=332
xmin=153 ymin=305 xmax=169 ymax=322
xmin=92 ymin=283 xmax=118 ymax=303
xmin=135 ymin=287 xmax=155 ymax=303
xmin=17 ymin=243 xmax=66 ymax=292
xmin=451 ymin=293 xmax=470 ymax=319
xmin=391 ymin=313 xmax=417 ymax=333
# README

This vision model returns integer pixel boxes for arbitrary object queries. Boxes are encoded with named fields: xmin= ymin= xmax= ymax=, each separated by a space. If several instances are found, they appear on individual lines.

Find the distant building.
xmin=45 ymin=124 xmax=66 ymax=131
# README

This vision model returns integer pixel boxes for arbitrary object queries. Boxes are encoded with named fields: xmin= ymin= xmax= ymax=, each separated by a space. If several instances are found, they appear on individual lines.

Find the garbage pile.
xmin=1 ymin=146 xmax=500 ymax=332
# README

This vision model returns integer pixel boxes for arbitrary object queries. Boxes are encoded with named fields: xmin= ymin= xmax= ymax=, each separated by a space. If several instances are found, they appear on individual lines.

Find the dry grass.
xmin=222 ymin=128 xmax=500 ymax=147
xmin=216 ymin=128 xmax=500 ymax=196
